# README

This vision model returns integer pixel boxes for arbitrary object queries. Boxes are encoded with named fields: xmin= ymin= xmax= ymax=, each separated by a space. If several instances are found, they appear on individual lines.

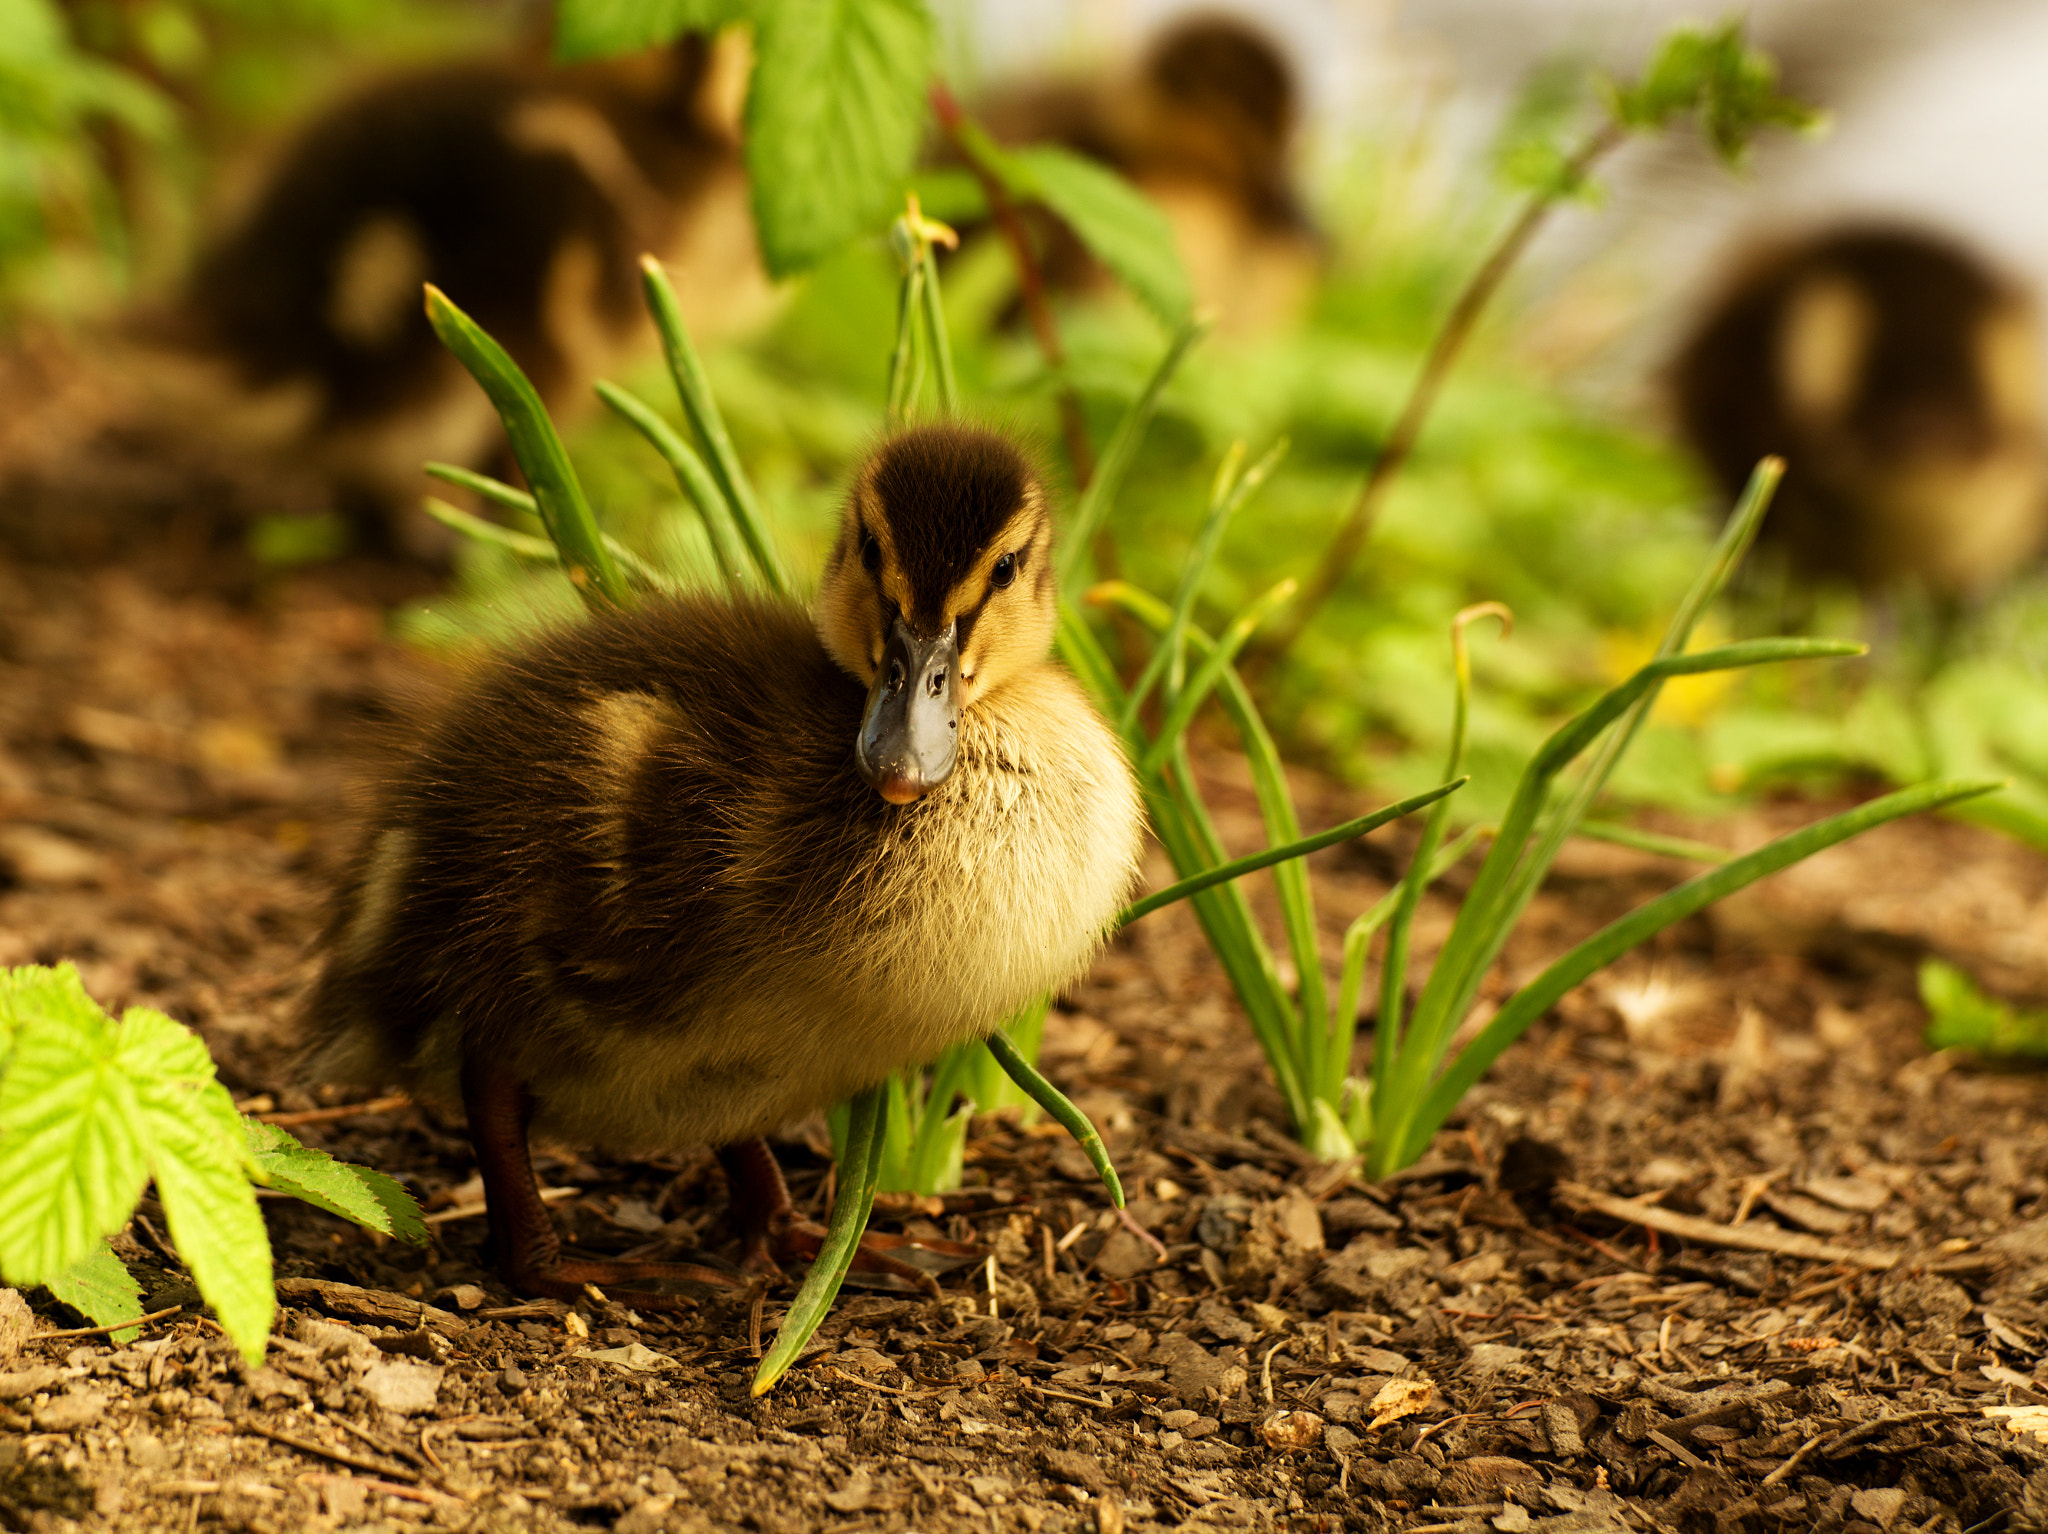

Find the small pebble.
xmin=499 ymin=1364 xmax=527 ymax=1394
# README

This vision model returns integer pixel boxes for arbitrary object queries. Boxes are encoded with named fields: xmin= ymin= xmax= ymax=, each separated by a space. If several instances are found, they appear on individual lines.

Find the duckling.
xmin=968 ymin=14 xmax=1320 ymax=334
xmin=146 ymin=32 xmax=761 ymax=556
xmin=1671 ymin=223 xmax=2048 ymax=603
xmin=301 ymin=425 xmax=1144 ymax=1303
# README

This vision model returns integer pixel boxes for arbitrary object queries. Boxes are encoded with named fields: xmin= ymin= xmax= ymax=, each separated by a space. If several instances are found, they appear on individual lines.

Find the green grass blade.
xmin=1574 ymin=820 xmax=1731 ymax=863
xmin=920 ymin=247 xmax=959 ymax=415
xmin=984 ymin=1030 xmax=1123 ymax=1207
xmin=1120 ymin=782 xmax=1463 ymax=927
xmin=1057 ymin=601 xmax=1129 ymax=715
xmin=421 ymin=498 xmax=557 ymax=562
xmin=752 ymin=1081 xmax=886 ymax=1395
xmin=594 ymin=380 xmax=746 ymax=586
xmin=1390 ymin=778 xmax=2003 ymax=1169
xmin=424 ymin=286 xmax=631 ymax=613
xmin=1155 ymin=752 xmax=1312 ymax=1125
xmin=1139 ymin=577 xmax=1297 ymax=777
xmin=639 ymin=257 xmax=788 ymax=594
xmin=1335 ymin=824 xmax=1488 ymax=1046
xmin=1376 ymin=605 xmax=1504 ymax=1111
xmin=1059 ymin=313 xmax=1211 ymax=590
xmin=886 ymin=256 xmax=925 ymax=424
xmin=1121 ymin=438 xmax=1287 ymax=734
xmin=425 ymin=461 xmax=538 ymax=516
xmin=422 ymin=498 xmax=670 ymax=590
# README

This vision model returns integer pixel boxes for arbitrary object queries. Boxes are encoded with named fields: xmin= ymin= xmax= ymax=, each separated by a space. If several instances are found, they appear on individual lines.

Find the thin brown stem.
xmin=1251 ymin=121 xmax=1627 ymax=672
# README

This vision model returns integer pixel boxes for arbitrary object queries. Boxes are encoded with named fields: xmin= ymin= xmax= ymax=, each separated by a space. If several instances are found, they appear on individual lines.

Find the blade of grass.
xmin=639 ymin=257 xmax=788 ymax=594
xmin=1057 ymin=602 xmax=1127 ymax=715
xmin=1334 ymin=823 xmax=1490 ymax=1045
xmin=984 ymin=1029 xmax=1123 ymax=1207
xmin=919 ymin=246 xmax=958 ymax=415
xmin=1374 ymin=603 xmax=1509 ymax=1114
xmin=752 ymin=1081 xmax=886 ymax=1395
xmin=1058 ymin=313 xmax=1211 ymax=591
xmin=1138 ymin=577 xmax=1297 ymax=778
xmin=425 ymin=461 xmax=539 ymax=516
xmin=1392 ymin=778 xmax=2004 ymax=1167
xmin=1574 ymin=820 xmax=1731 ymax=863
xmin=886 ymin=255 xmax=926 ymax=424
xmin=424 ymin=285 xmax=631 ymax=612
xmin=1379 ymin=635 xmax=1864 ymax=1149
xmin=1146 ymin=769 xmax=1311 ymax=1127
xmin=1120 ymin=439 xmax=1286 ymax=734
xmin=594 ymin=380 xmax=746 ymax=586
xmin=1119 ymin=779 xmax=1466 ymax=926
xmin=420 ymin=498 xmax=670 ymax=590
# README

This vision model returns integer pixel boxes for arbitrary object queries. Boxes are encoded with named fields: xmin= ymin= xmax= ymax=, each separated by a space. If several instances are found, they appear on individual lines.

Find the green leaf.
xmin=1609 ymin=22 xmax=1819 ymax=165
xmin=1921 ymin=958 xmax=2048 ymax=1058
xmin=1001 ymin=144 xmax=1193 ymax=326
xmin=553 ymin=0 xmax=748 ymax=62
xmin=118 ymin=1007 xmax=274 ymax=1364
xmin=44 ymin=1240 xmax=143 ymax=1341
xmin=245 ymin=1121 xmax=428 ymax=1246
xmin=745 ymin=0 xmax=934 ymax=278
xmin=0 ymin=967 xmax=150 ymax=1286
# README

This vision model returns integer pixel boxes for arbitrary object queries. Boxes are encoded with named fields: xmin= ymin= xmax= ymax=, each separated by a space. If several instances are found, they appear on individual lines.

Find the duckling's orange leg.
xmin=462 ymin=1059 xmax=741 ymax=1310
xmin=716 ymin=1138 xmax=980 ymax=1298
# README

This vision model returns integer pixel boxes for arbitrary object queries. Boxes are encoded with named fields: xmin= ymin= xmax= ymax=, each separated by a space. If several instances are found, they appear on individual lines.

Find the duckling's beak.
xmin=856 ymin=616 xmax=960 ymax=804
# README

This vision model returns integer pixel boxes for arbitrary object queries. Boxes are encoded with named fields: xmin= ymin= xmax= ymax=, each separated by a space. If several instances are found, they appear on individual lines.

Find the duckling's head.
xmin=817 ymin=425 xmax=1055 ymax=804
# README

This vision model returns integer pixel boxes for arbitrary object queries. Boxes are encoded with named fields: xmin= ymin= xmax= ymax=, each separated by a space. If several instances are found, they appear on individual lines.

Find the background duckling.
xmin=1670 ymin=222 xmax=2048 ymax=605
xmin=301 ymin=424 xmax=1144 ymax=1303
xmin=141 ymin=31 xmax=761 ymax=557
xmin=969 ymin=13 xmax=1321 ymax=334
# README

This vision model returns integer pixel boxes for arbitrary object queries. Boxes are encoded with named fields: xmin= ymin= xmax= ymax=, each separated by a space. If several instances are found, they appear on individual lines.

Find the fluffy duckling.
xmin=151 ymin=34 xmax=760 ymax=555
xmin=302 ymin=425 xmax=1144 ymax=1302
xmin=1672 ymin=223 xmax=2048 ymax=603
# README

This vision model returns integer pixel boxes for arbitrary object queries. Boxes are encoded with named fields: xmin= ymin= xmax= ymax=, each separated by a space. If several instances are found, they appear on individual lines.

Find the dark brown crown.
xmin=862 ymin=426 xmax=1039 ymax=629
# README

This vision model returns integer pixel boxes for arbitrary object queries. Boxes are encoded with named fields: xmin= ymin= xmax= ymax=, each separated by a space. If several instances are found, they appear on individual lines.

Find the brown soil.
xmin=4 ymin=484 xmax=2048 ymax=1534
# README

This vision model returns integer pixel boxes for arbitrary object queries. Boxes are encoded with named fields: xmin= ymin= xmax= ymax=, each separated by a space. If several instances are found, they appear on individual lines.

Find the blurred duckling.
xmin=1672 ymin=223 xmax=2048 ymax=603
xmin=971 ymin=13 xmax=1320 ymax=333
xmin=301 ymin=425 xmax=1144 ymax=1303
xmin=147 ymin=32 xmax=762 ymax=555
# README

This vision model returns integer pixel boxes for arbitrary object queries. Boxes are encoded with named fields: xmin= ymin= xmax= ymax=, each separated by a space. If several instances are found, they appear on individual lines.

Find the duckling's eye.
xmin=860 ymin=533 xmax=881 ymax=573
xmin=991 ymin=552 xmax=1017 ymax=590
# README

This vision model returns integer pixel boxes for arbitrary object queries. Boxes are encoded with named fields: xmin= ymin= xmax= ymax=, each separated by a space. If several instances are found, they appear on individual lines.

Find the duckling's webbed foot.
xmin=462 ymin=1060 xmax=741 ymax=1311
xmin=716 ymin=1139 xmax=979 ymax=1298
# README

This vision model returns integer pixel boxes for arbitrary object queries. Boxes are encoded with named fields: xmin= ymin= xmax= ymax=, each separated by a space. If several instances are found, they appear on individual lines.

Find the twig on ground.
xmin=29 ymin=1303 xmax=184 ymax=1343
xmin=254 ymin=1095 xmax=411 ymax=1127
xmin=1555 ymin=1182 xmax=1900 ymax=1270
xmin=236 ymin=1420 xmax=419 ymax=1483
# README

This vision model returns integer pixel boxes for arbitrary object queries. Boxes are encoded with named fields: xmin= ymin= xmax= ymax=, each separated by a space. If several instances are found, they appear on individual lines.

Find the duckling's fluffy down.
xmin=303 ymin=593 xmax=1142 ymax=1153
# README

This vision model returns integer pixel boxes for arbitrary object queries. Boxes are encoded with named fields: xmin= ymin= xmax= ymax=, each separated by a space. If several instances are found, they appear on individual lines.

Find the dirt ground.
xmin=5 ymin=443 xmax=2048 ymax=1534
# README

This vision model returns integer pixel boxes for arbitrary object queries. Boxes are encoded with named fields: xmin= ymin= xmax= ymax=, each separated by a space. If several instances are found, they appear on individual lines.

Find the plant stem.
xmin=1253 ymin=120 xmax=1626 ymax=669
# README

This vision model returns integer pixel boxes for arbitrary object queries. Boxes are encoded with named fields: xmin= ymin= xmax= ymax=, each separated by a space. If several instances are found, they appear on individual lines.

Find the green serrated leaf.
xmin=553 ymin=0 xmax=748 ymax=62
xmin=0 ymin=968 xmax=150 ymax=1286
xmin=44 ymin=1240 xmax=143 ymax=1342
xmin=1002 ymin=144 xmax=1192 ymax=326
xmin=150 ymin=1110 xmax=273 ymax=1366
xmin=246 ymin=1121 xmax=428 ymax=1246
xmin=744 ymin=0 xmax=934 ymax=278
xmin=115 ymin=1006 xmax=274 ymax=1364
